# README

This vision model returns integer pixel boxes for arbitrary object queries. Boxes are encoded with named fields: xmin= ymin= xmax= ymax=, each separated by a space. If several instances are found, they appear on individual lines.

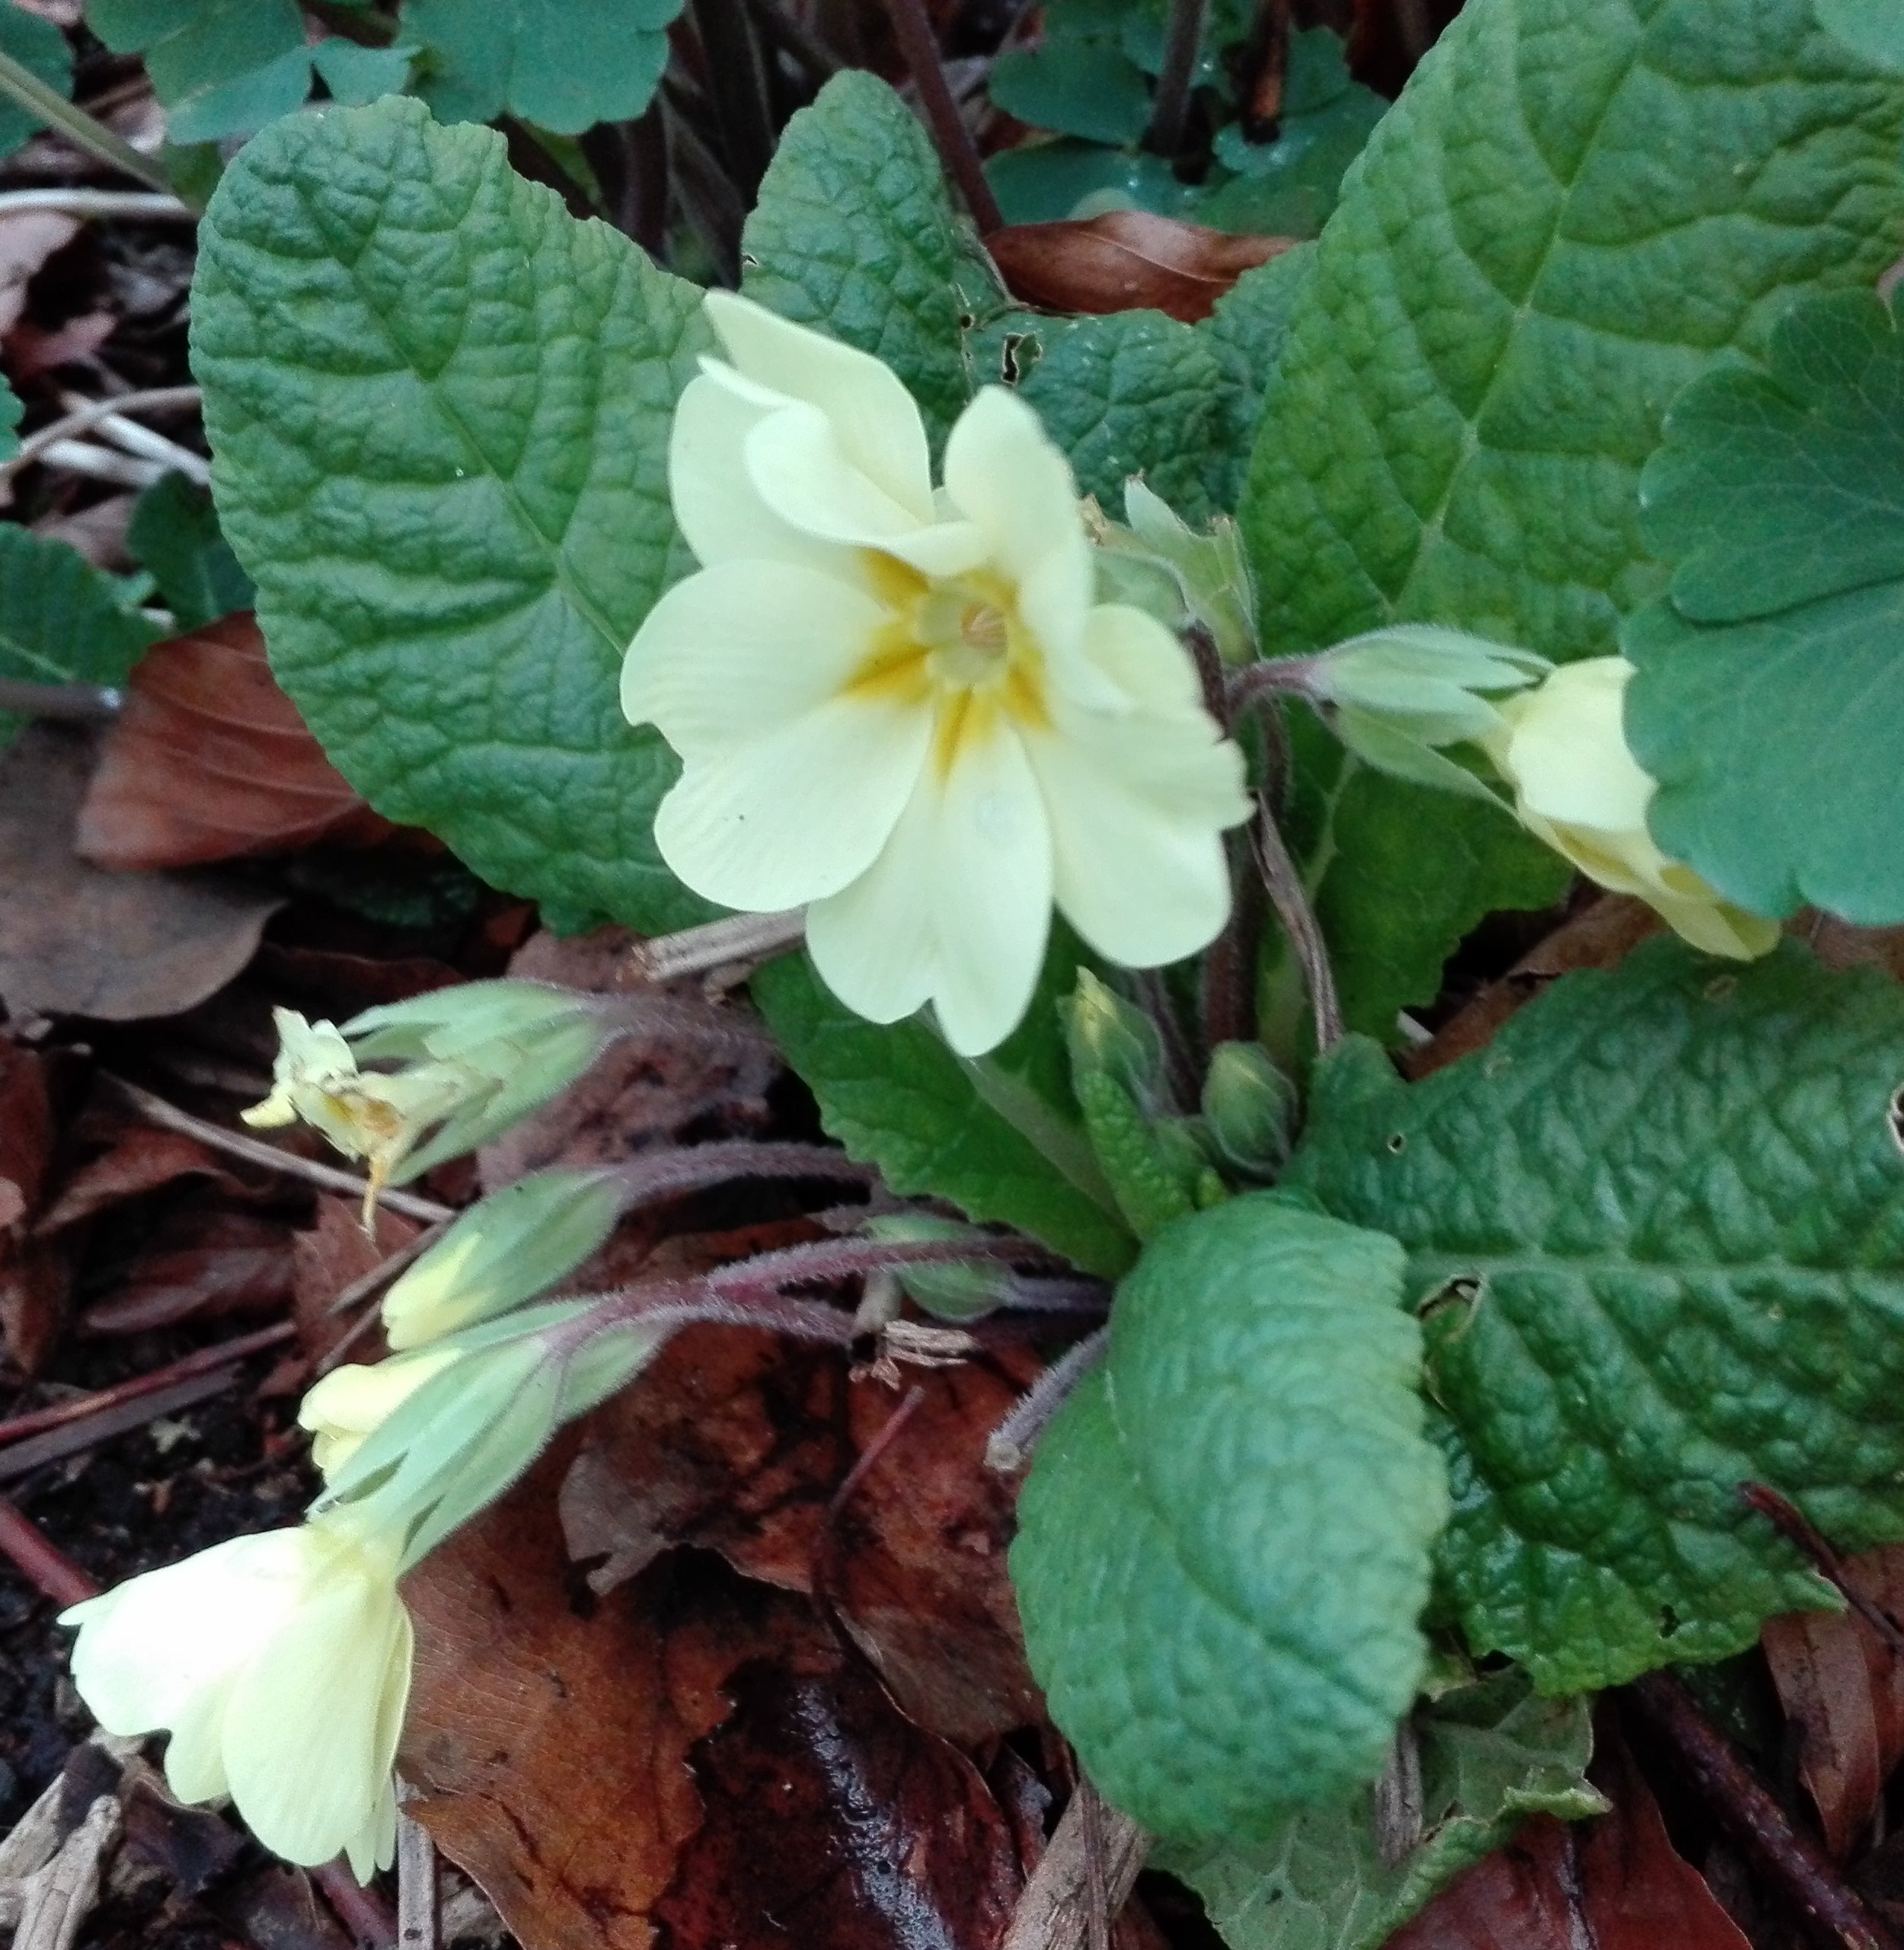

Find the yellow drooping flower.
xmin=621 ymin=292 xmax=1249 ymax=1057
xmin=1484 ymin=658 xmax=1778 ymax=959
xmin=62 ymin=1512 xmax=411 ymax=1879
xmin=299 ymin=1345 xmax=463 ymax=1477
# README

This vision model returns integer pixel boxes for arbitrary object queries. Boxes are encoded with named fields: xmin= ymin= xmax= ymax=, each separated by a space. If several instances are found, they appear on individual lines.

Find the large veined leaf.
xmin=1285 ymin=941 xmax=1904 ymax=1693
xmin=1011 ymin=1195 xmax=1446 ymax=1837
xmin=1627 ymin=290 xmax=1904 ymax=924
xmin=750 ymin=949 xmax=1136 ymax=1278
xmin=1163 ymin=1672 xmax=1603 ymax=1950
xmin=193 ymin=97 xmax=714 ymax=935
xmin=1238 ymin=0 xmax=1904 ymax=1039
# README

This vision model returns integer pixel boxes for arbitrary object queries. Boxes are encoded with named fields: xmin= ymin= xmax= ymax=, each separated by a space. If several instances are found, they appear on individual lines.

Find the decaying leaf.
xmin=0 ymin=725 xmax=280 ymax=1021
xmin=82 ymin=1206 xmax=294 ymax=1334
xmin=986 ymin=212 xmax=1294 ymax=323
xmin=0 ymin=1035 xmax=63 ymax=1370
xmin=75 ymin=615 xmax=385 ymax=872
xmin=564 ymin=1325 xmax=1043 ymax=1744
xmin=291 ymin=1195 xmax=420 ymax=1364
xmin=36 ymin=1124 xmax=232 ymax=1235
xmin=1763 ymin=1543 xmax=1904 ymax=1859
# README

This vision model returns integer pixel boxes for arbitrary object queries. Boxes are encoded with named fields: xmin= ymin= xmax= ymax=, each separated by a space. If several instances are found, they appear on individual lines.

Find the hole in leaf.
xmin=1385 ymin=1132 xmax=1407 ymax=1154
xmin=1703 ymin=975 xmax=1738 ymax=1004
xmin=1659 ymin=1605 xmax=1682 ymax=1638
xmin=1888 ymin=1084 xmax=1904 ymax=1158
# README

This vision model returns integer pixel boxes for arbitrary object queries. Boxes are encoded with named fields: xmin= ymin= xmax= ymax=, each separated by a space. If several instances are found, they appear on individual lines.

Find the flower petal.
xmin=704 ymin=290 xmax=934 ymax=520
xmin=220 ymin=1534 xmax=410 ymax=1868
xmin=656 ymin=689 xmax=933 ymax=912
xmin=1027 ymin=609 xmax=1247 ymax=968
xmin=621 ymin=561 xmax=888 ymax=754
xmin=808 ymin=722 xmax=1053 ymax=1056
xmin=1498 ymin=659 xmax=1654 ymax=832
xmin=669 ymin=369 xmax=847 ymax=573
xmin=743 ymin=401 xmax=942 ymax=550
xmin=941 ymin=387 xmax=1092 ymax=666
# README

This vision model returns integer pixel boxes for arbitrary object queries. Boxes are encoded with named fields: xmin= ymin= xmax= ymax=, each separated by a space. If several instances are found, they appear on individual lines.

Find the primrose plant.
xmin=54 ymin=0 xmax=1904 ymax=1935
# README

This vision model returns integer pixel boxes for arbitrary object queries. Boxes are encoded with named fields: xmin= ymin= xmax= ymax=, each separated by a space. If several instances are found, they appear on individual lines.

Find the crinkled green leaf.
xmin=1012 ymin=1195 xmax=1446 ymax=1837
xmin=0 ymin=528 xmax=160 ymax=747
xmin=193 ymin=97 xmax=714 ymax=936
xmin=87 ymin=0 xmax=308 ymax=142
xmin=741 ymin=70 xmax=1004 ymax=452
xmin=1625 ymin=290 xmax=1904 ymax=923
xmin=751 ymin=949 xmax=1135 ymax=1278
xmin=991 ymin=40 xmax=1154 ymax=147
xmin=1816 ymin=0 xmax=1904 ymax=71
xmin=1284 ymin=940 xmax=1904 ymax=1693
xmin=398 ymin=0 xmax=682 ymax=134
xmin=126 ymin=473 xmax=254 ymax=630
xmin=1163 ymin=1671 xmax=1604 ymax=1950
xmin=0 ymin=372 xmax=18 ymax=464
xmin=0 ymin=5 xmax=72 ymax=158
xmin=1238 ymin=0 xmax=1904 ymax=1042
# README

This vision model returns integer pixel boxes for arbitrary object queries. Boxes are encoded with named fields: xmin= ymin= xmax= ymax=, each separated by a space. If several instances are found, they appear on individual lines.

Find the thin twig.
xmin=59 ymin=391 xmax=210 ymax=485
xmin=104 ymin=1077 xmax=455 ymax=1227
xmin=1741 ymin=1482 xmax=1904 ymax=1655
xmin=689 ymin=0 xmax=776 ymax=199
xmin=623 ymin=907 xmax=807 ymax=985
xmin=0 ymin=1322 xmax=296 ymax=1449
xmin=879 ymin=0 xmax=1005 ymax=234
xmin=0 ymin=188 xmax=193 ymax=222
xmin=660 ymin=84 xmax=746 ymax=286
xmin=1 ymin=386 xmax=200 ymax=484
xmin=0 ymin=49 xmax=171 ymax=193
xmin=986 ymin=1327 xmax=1108 ymax=1471
xmin=0 ymin=678 xmax=120 ymax=725
xmin=999 ymin=1782 xmax=1148 ymax=1950
xmin=395 ymin=1789 xmax=438 ymax=1950
xmin=1252 ymin=793 xmax=1343 ymax=1053
xmin=30 ymin=441 xmax=161 ymax=489
xmin=0 ymin=1498 xmax=97 ymax=1607
xmin=1144 ymin=0 xmax=1211 ymax=157
xmin=312 ymin=1862 xmax=397 ymax=1949
xmin=0 ymin=1372 xmax=238 ymax=1482
xmin=1627 ymin=1674 xmax=1902 ymax=1950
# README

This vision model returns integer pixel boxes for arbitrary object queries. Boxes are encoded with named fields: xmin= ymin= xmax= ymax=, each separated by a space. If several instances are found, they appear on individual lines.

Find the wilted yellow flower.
xmin=242 ymin=1008 xmax=473 ymax=1214
xmin=1483 ymin=658 xmax=1778 ymax=959
xmin=62 ymin=1514 xmax=411 ymax=1879
xmin=299 ymin=1345 xmax=463 ymax=1477
xmin=621 ymin=292 xmax=1249 ymax=1057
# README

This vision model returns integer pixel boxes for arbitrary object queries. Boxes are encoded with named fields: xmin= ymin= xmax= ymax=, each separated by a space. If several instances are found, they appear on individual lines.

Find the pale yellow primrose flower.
xmin=621 ymin=292 xmax=1250 ymax=1057
xmin=299 ymin=1345 xmax=463 ymax=1477
xmin=1483 ymin=658 xmax=1778 ymax=959
xmin=62 ymin=1512 xmax=411 ymax=1879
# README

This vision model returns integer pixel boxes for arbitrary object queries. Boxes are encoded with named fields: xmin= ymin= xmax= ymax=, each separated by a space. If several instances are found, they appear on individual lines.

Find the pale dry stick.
xmin=395 ymin=1788 xmax=439 ymax=1950
xmin=621 ymin=906 xmax=806 ymax=985
xmin=1000 ymin=1782 xmax=1148 ymax=1950
xmin=0 ymin=677 xmax=119 ymax=724
xmin=59 ymin=391 xmax=211 ymax=484
xmin=0 ymin=385 xmax=201 ymax=484
xmin=0 ymin=189 xmax=193 ymax=222
xmin=104 ymin=1076 xmax=455 ymax=1227
xmin=32 ymin=441 xmax=161 ymax=489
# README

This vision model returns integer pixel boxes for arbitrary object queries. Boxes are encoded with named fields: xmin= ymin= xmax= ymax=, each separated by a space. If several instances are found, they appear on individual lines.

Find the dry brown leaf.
xmin=478 ymin=928 xmax=777 ymax=1189
xmin=291 ymin=1195 xmax=420 ymax=1364
xmin=8 ymin=311 xmax=117 ymax=380
xmin=1389 ymin=1733 xmax=1749 ymax=1950
xmin=37 ymin=1125 xmax=232 ymax=1236
xmin=986 ymin=211 xmax=1295 ymax=323
xmin=83 ymin=1206 xmax=295 ymax=1334
xmin=0 ymin=725 xmax=281 ymax=1021
xmin=30 ymin=493 xmax=135 ymax=573
xmin=75 ymin=615 xmax=388 ymax=871
xmin=651 ymin=1653 xmax=1021 ymax=1950
xmin=1763 ymin=1543 xmax=1904 ymax=1859
xmin=401 ymin=1454 xmax=810 ymax=1950
xmin=564 ymin=1325 xmax=1043 ymax=1744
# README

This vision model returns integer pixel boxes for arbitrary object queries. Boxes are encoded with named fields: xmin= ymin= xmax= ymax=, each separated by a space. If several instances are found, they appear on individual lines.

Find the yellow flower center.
xmin=845 ymin=552 xmax=1051 ymax=777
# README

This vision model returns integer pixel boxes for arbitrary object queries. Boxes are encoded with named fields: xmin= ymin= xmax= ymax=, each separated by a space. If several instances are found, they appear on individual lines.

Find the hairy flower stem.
xmin=0 ymin=50 xmax=170 ymax=193
xmin=1253 ymin=791 xmax=1344 ymax=1053
xmin=880 ymin=0 xmax=1005 ymax=234
xmin=623 ymin=906 xmax=807 ymax=984
xmin=712 ymin=1230 xmax=1054 ymax=1301
xmin=986 ymin=1326 xmax=1109 ymax=1471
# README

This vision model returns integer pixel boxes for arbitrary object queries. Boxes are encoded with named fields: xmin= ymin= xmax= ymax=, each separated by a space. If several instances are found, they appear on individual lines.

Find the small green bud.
xmin=1304 ymin=627 xmax=1552 ymax=804
xmin=1086 ymin=483 xmax=1257 ymax=665
xmin=1200 ymin=1042 xmax=1299 ymax=1179
xmin=1064 ymin=968 xmax=1165 ymax=1109
xmin=382 ymin=1166 xmax=625 ymax=1351
xmin=864 ymin=1213 xmax=1007 ymax=1322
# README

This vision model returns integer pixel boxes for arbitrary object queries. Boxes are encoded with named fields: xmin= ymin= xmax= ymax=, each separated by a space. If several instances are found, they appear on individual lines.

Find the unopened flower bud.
xmin=381 ymin=1167 xmax=625 ymax=1351
xmin=1481 ymin=658 xmax=1779 ymax=960
xmin=864 ymin=1213 xmax=1007 ymax=1322
xmin=1064 ymin=968 xmax=1166 ymax=1109
xmin=299 ymin=1344 xmax=462 ymax=1478
xmin=1200 ymin=1042 xmax=1299 ymax=1179
xmin=1089 ymin=480 xmax=1257 ymax=665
